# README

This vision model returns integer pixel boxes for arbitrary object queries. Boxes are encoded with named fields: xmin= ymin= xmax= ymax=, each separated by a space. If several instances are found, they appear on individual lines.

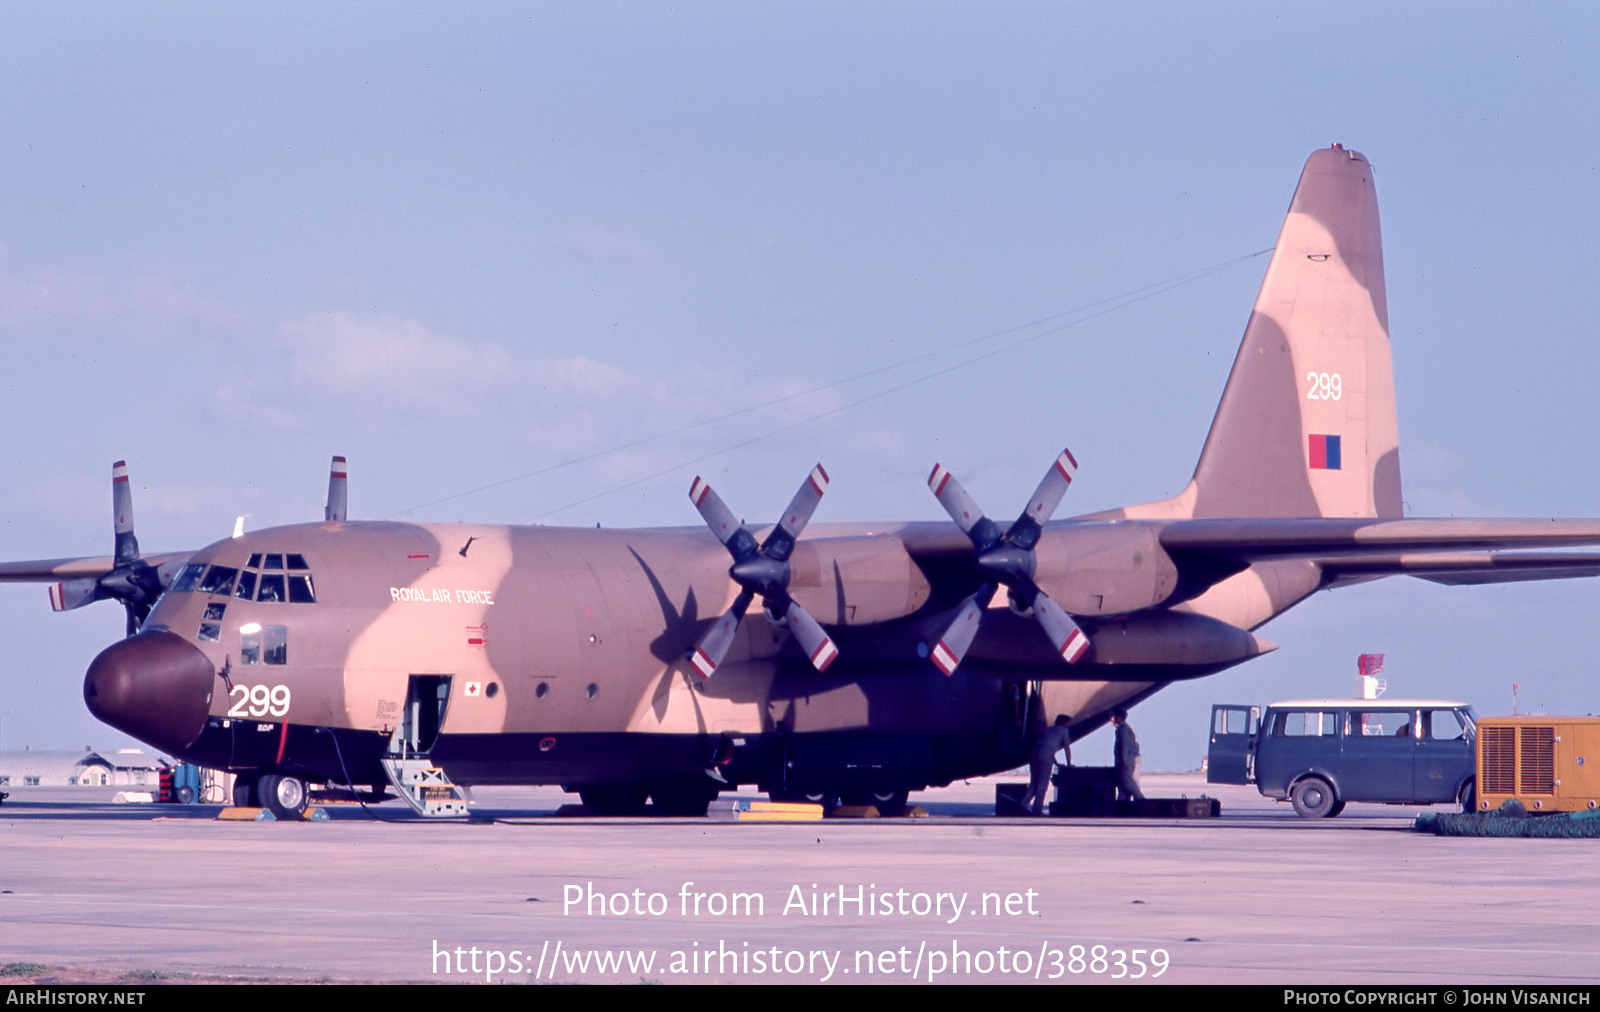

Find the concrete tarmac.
xmin=1 ymin=772 xmax=1596 ymax=985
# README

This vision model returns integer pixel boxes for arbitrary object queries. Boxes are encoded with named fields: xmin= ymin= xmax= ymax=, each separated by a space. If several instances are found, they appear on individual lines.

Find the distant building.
xmin=0 ymin=747 xmax=167 ymax=787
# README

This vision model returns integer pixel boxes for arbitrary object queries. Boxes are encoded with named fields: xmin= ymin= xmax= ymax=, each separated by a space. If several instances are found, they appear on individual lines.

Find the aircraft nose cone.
xmin=84 ymin=630 xmax=215 ymax=754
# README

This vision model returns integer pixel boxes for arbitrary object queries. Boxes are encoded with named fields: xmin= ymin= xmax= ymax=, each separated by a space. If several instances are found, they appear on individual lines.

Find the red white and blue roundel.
xmin=1308 ymin=434 xmax=1341 ymax=470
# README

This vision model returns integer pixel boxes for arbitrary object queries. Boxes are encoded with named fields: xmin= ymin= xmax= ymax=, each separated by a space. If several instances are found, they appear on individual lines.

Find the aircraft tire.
xmin=770 ymin=791 xmax=839 ymax=813
xmin=1290 ymin=776 xmax=1337 ymax=819
xmin=578 ymin=786 xmax=649 ymax=816
xmin=843 ymin=790 xmax=909 ymax=816
xmin=232 ymin=774 xmax=259 ymax=808
xmin=649 ymin=783 xmax=719 ymax=817
xmin=258 ymin=773 xmax=309 ymax=820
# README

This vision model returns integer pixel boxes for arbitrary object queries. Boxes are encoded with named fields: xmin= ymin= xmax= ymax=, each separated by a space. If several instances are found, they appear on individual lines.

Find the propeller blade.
xmin=761 ymin=464 xmax=828 ymax=560
xmin=49 ymin=578 xmax=100 ymax=613
xmin=325 ymin=455 xmax=348 ymax=522
xmin=688 ymin=590 xmax=753 ymax=679
xmin=1032 ymin=591 xmax=1092 ymax=664
xmin=689 ymin=476 xmax=750 ymax=552
xmin=689 ymin=467 xmax=842 ymax=673
xmin=783 ymin=600 xmax=839 ymax=672
xmin=927 ymin=464 xmax=988 ymax=537
xmin=1010 ymin=447 xmax=1078 ymax=543
xmin=112 ymin=461 xmax=139 ymax=564
xmin=928 ymin=583 xmax=999 ymax=676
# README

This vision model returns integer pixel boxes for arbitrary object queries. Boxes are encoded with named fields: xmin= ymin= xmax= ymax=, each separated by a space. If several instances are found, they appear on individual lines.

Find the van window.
xmin=1350 ymin=710 xmax=1413 ymax=737
xmin=1423 ymin=709 xmax=1469 ymax=741
xmin=1273 ymin=710 xmax=1336 ymax=736
xmin=1214 ymin=709 xmax=1251 ymax=735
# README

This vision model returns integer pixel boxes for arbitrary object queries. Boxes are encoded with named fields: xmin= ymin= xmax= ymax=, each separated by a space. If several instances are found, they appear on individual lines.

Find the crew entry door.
xmin=399 ymin=674 xmax=453 ymax=758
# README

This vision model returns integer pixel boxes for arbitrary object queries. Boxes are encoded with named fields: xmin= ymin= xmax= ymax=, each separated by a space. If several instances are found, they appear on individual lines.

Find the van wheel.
xmin=1458 ymin=779 xmax=1477 ymax=814
xmin=1291 ymin=777 xmax=1337 ymax=818
xmin=258 ymin=774 xmax=309 ymax=820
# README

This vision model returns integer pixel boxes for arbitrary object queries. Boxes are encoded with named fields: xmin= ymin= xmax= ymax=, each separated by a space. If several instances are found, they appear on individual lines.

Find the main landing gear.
xmin=233 ymin=772 xmax=311 ymax=820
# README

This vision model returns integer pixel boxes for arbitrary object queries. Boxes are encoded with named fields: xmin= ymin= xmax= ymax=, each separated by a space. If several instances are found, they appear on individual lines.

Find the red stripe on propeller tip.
xmin=810 ymin=639 xmax=839 ymax=671
xmin=690 ymin=649 xmax=717 ymax=679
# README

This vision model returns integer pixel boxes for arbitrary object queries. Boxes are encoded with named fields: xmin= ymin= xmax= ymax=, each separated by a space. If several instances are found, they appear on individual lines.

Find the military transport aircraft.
xmin=7 ymin=145 xmax=1600 ymax=820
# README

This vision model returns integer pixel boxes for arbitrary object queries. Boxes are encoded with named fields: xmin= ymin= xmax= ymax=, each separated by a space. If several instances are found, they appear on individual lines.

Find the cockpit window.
xmin=198 ymin=566 xmax=238 ymax=595
xmin=240 ymin=623 xmax=287 ymax=665
xmin=172 ymin=564 xmax=205 ymax=593
xmin=256 ymin=573 xmax=287 ymax=603
xmin=263 ymin=625 xmax=288 ymax=665
xmin=226 ymin=552 xmax=317 ymax=605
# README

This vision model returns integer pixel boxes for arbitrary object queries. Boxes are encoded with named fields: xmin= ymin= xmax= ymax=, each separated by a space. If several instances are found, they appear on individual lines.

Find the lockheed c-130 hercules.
xmin=7 ymin=145 xmax=1600 ymax=820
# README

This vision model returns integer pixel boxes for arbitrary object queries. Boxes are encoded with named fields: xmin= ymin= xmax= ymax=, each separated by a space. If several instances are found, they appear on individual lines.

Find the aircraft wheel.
xmin=650 ymin=783 xmax=719 ymax=817
xmin=1458 ymin=778 xmax=1477 ymax=814
xmin=258 ymin=773 xmax=309 ymax=820
xmin=770 ymin=791 xmax=838 ymax=813
xmin=232 ymin=773 xmax=259 ymax=808
xmin=843 ymin=790 xmax=909 ymax=816
xmin=578 ymin=786 xmax=649 ymax=816
xmin=1290 ymin=776 xmax=1336 ymax=819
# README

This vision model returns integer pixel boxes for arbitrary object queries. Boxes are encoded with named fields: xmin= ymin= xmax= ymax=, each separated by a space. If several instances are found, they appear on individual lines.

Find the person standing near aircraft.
xmin=1111 ymin=708 xmax=1145 ymax=803
xmin=1021 ymin=714 xmax=1073 ymax=816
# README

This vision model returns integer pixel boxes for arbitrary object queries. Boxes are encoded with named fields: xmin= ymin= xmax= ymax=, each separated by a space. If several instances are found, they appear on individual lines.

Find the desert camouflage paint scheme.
xmin=9 ymin=147 xmax=1600 ymax=812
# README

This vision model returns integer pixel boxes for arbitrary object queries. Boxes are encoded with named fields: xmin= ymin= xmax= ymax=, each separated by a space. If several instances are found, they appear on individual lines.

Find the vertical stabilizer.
xmin=1190 ymin=146 xmax=1401 ymax=519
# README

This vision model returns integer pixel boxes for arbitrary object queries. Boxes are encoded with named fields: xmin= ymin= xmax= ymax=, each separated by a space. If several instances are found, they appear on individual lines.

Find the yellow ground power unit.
xmin=1474 ymin=716 xmax=1600 ymax=813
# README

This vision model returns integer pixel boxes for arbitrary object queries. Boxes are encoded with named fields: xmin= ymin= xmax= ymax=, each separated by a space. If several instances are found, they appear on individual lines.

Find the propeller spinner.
xmin=686 ymin=465 xmax=839 ymax=679
xmin=925 ymin=448 xmax=1090 ymax=675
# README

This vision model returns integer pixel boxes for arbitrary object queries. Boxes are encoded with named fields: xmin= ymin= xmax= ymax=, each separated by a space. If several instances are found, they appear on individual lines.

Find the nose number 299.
xmin=228 ymin=684 xmax=291 ymax=718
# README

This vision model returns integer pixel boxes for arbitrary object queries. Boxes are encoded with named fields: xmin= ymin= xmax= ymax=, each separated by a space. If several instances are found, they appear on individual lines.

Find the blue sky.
xmin=2 ymin=5 xmax=1598 ymax=769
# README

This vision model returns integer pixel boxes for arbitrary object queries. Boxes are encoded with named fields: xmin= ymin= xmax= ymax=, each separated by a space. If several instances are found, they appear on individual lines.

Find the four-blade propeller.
xmin=686 ymin=465 xmax=839 ymax=679
xmin=49 ymin=461 xmax=170 ymax=637
xmin=925 ymin=448 xmax=1090 ymax=675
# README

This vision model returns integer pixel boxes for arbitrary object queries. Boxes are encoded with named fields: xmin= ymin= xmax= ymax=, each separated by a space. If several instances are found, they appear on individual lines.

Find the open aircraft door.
xmin=1207 ymin=704 xmax=1259 ymax=785
xmin=381 ymin=674 xmax=470 ymax=817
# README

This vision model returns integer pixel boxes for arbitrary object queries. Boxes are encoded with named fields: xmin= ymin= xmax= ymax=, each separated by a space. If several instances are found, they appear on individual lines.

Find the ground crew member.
xmin=1020 ymin=714 xmax=1072 ymax=816
xmin=1111 ymin=707 xmax=1145 ymax=802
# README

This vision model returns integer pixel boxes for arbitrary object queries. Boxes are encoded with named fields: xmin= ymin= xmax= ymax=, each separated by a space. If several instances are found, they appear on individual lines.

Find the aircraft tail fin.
xmin=1182 ymin=146 xmax=1402 ymax=520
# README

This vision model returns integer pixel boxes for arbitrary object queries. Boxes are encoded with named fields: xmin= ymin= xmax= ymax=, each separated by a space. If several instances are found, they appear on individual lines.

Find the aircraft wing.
xmin=1155 ymin=517 xmax=1600 ymax=557
xmin=1155 ymin=517 xmax=1600 ymax=589
xmin=1318 ymin=552 xmax=1600 ymax=586
xmin=0 ymin=551 xmax=193 ymax=582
